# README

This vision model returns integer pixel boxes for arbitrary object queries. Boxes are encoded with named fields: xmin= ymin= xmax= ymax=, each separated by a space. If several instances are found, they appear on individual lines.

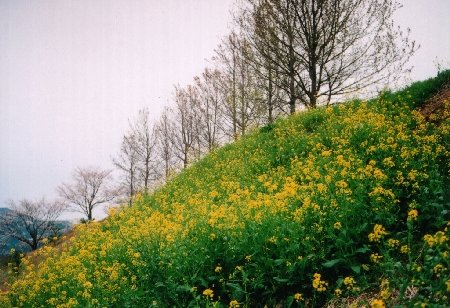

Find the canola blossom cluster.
xmin=1 ymin=79 xmax=449 ymax=307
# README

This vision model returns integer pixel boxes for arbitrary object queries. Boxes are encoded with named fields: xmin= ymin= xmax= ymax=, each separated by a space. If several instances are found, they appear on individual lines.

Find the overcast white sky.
xmin=0 ymin=0 xmax=449 ymax=220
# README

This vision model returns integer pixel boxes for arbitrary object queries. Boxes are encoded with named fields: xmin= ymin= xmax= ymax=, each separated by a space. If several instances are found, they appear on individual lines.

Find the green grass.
xmin=379 ymin=69 xmax=450 ymax=108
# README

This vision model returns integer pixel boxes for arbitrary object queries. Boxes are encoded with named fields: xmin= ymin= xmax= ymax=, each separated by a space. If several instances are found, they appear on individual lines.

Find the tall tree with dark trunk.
xmin=240 ymin=0 xmax=416 ymax=109
xmin=240 ymin=0 xmax=301 ymax=112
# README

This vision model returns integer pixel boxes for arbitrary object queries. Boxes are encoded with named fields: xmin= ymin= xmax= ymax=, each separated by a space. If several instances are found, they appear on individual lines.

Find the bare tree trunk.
xmin=288 ymin=34 xmax=296 ymax=114
xmin=183 ymin=146 xmax=188 ymax=169
xmin=232 ymin=52 xmax=238 ymax=140
xmin=268 ymin=65 xmax=274 ymax=123
xmin=32 ymin=238 xmax=38 ymax=251
xmin=289 ymin=63 xmax=296 ymax=113
xmin=240 ymin=62 xmax=246 ymax=136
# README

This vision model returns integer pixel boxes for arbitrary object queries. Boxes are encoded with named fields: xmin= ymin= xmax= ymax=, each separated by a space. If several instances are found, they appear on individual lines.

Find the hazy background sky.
xmin=0 ymin=0 xmax=449 ymax=220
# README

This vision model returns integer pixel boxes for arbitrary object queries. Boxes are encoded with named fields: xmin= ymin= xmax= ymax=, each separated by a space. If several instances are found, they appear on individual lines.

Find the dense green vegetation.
xmin=1 ymin=72 xmax=449 ymax=307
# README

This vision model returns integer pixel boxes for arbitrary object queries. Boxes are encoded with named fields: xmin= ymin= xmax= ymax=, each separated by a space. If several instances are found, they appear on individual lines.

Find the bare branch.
xmin=0 ymin=198 xmax=66 ymax=251
xmin=58 ymin=167 xmax=119 ymax=219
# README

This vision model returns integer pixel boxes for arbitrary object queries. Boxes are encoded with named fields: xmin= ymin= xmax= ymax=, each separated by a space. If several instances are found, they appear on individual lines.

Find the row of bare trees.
xmin=112 ymin=0 xmax=415 ymax=200
xmin=238 ymin=0 xmax=416 ymax=110
xmin=2 ymin=0 xmax=416 ymax=252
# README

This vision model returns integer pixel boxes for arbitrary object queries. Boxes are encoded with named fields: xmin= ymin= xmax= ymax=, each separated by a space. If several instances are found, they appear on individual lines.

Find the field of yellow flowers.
xmin=1 ymin=73 xmax=449 ymax=307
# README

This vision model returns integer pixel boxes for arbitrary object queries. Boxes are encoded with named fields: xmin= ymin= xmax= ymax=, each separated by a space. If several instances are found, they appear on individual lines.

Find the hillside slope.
xmin=1 ymin=73 xmax=450 ymax=307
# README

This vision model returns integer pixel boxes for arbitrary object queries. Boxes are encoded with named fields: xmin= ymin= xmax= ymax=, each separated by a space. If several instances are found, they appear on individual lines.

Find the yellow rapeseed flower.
xmin=209 ymin=190 xmax=219 ymax=198
xmin=370 ymin=253 xmax=383 ymax=263
xmin=400 ymin=245 xmax=410 ymax=254
xmin=380 ymin=289 xmax=390 ymax=300
xmin=317 ymin=183 xmax=327 ymax=193
xmin=387 ymin=238 xmax=400 ymax=248
xmin=202 ymin=288 xmax=214 ymax=298
xmin=294 ymin=293 xmax=303 ymax=302
xmin=335 ymin=180 xmax=348 ymax=189
xmin=434 ymin=231 xmax=448 ymax=245
xmin=369 ymin=224 xmax=388 ymax=242
xmin=312 ymin=273 xmax=328 ymax=292
xmin=433 ymin=264 xmax=444 ymax=276
xmin=373 ymin=169 xmax=386 ymax=180
xmin=334 ymin=288 xmax=342 ymax=297
xmin=371 ymin=299 xmax=386 ymax=308
xmin=383 ymin=157 xmax=395 ymax=168
xmin=408 ymin=209 xmax=418 ymax=221
xmin=267 ymin=236 xmax=277 ymax=244
xmin=321 ymin=150 xmax=332 ymax=157
xmin=424 ymin=234 xmax=435 ymax=247
xmin=343 ymin=276 xmax=356 ymax=290
xmin=334 ymin=222 xmax=342 ymax=230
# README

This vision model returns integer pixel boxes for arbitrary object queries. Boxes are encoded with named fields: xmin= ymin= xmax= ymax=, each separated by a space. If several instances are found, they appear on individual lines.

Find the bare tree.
xmin=113 ymin=134 xmax=141 ymax=205
xmin=240 ymin=0 xmax=416 ymax=109
xmin=215 ymin=33 xmax=239 ymax=140
xmin=155 ymin=107 xmax=176 ymax=182
xmin=0 ymin=198 xmax=66 ymax=251
xmin=129 ymin=108 xmax=158 ymax=194
xmin=194 ymin=68 xmax=227 ymax=151
xmin=170 ymin=85 xmax=202 ymax=168
xmin=236 ymin=1 xmax=288 ymax=122
xmin=214 ymin=32 xmax=264 ymax=139
xmin=240 ymin=0 xmax=301 ymax=112
xmin=58 ymin=167 xmax=118 ymax=220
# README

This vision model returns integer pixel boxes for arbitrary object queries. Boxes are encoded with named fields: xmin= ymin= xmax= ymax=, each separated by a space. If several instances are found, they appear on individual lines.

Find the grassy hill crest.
xmin=1 ymin=72 xmax=449 ymax=307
